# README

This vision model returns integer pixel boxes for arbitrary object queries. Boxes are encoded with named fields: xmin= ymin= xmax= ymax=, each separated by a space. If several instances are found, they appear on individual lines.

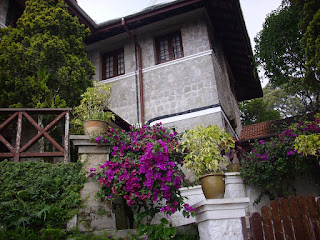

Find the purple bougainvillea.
xmin=90 ymin=123 xmax=195 ymax=222
xmin=241 ymin=116 xmax=320 ymax=203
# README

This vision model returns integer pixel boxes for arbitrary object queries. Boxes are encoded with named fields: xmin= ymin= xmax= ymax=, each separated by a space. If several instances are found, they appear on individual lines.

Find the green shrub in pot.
xmin=182 ymin=125 xmax=235 ymax=199
xmin=71 ymin=82 xmax=114 ymax=134
xmin=182 ymin=125 xmax=235 ymax=177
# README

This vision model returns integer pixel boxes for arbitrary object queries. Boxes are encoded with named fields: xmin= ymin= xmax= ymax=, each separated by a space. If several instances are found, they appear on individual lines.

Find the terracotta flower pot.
xmin=227 ymin=163 xmax=240 ymax=172
xmin=83 ymin=119 xmax=108 ymax=136
xmin=200 ymin=173 xmax=225 ymax=199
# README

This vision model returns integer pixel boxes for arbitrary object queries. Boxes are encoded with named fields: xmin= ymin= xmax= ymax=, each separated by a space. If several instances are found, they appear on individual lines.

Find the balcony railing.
xmin=0 ymin=108 xmax=71 ymax=162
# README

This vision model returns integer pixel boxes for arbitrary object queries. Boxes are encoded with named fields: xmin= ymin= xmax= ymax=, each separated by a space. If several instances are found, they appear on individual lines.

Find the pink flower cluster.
xmin=249 ymin=118 xmax=320 ymax=162
xmin=91 ymin=123 xmax=195 ymax=217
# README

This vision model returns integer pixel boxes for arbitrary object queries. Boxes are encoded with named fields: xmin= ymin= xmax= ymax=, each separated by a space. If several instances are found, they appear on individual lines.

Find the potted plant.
xmin=72 ymin=82 xmax=114 ymax=135
xmin=226 ymin=140 xmax=246 ymax=172
xmin=182 ymin=125 xmax=235 ymax=199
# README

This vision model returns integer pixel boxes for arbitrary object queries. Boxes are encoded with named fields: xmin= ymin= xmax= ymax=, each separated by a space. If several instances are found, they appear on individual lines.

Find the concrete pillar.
xmin=193 ymin=198 xmax=249 ymax=240
xmin=224 ymin=172 xmax=246 ymax=198
xmin=69 ymin=135 xmax=116 ymax=232
xmin=166 ymin=185 xmax=206 ymax=227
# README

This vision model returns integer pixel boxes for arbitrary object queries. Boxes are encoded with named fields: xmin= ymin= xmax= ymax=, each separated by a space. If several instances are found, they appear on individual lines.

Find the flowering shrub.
xmin=294 ymin=114 xmax=320 ymax=161
xmin=91 ymin=123 xmax=195 ymax=225
xmin=241 ymin=116 xmax=320 ymax=203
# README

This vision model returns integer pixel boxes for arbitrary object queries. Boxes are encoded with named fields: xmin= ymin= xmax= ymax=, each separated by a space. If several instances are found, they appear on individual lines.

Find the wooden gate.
xmin=246 ymin=195 xmax=320 ymax=240
xmin=0 ymin=108 xmax=71 ymax=163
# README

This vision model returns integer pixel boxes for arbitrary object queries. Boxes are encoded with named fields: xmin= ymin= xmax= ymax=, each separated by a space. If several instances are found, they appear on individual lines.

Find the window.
xmin=5 ymin=0 xmax=24 ymax=27
xmin=102 ymin=49 xmax=125 ymax=79
xmin=155 ymin=32 xmax=183 ymax=64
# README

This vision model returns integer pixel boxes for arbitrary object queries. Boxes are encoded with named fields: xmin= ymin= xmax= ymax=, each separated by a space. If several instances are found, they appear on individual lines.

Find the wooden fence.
xmin=0 ymin=108 xmax=71 ymax=163
xmin=246 ymin=195 xmax=320 ymax=240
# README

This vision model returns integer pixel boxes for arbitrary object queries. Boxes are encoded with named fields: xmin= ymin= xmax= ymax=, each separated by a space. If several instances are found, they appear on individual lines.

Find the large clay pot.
xmin=200 ymin=173 xmax=225 ymax=199
xmin=227 ymin=163 xmax=240 ymax=172
xmin=83 ymin=119 xmax=108 ymax=136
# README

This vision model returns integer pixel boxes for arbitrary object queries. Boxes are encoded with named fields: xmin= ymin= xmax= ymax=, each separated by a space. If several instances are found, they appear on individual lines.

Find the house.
xmin=1 ymin=0 xmax=262 ymax=138
xmin=66 ymin=0 xmax=262 ymax=137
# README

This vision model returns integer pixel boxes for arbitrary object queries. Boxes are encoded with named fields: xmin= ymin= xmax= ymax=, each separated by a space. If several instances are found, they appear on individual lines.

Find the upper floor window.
xmin=5 ymin=0 xmax=24 ymax=28
xmin=155 ymin=32 xmax=183 ymax=64
xmin=102 ymin=49 xmax=125 ymax=79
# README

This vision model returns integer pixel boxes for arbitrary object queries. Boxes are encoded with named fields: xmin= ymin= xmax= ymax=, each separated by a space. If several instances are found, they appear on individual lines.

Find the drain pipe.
xmin=121 ymin=18 xmax=145 ymax=125
xmin=220 ymin=106 xmax=240 ymax=140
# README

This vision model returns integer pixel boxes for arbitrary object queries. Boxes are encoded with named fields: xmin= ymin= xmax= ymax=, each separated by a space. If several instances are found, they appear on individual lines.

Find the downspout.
xmin=121 ymin=18 xmax=145 ymax=125
xmin=220 ymin=106 xmax=240 ymax=140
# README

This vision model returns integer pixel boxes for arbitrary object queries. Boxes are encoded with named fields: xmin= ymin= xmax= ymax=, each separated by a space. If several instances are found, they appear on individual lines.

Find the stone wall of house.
xmin=142 ymin=54 xmax=219 ymax=121
xmin=86 ymin=10 xmax=241 ymax=134
xmin=209 ymin=35 xmax=243 ymax=137
xmin=0 ymin=0 xmax=9 ymax=28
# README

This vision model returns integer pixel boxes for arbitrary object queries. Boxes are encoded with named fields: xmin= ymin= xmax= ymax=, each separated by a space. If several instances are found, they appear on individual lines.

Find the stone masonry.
xmin=70 ymin=135 xmax=117 ymax=232
xmin=86 ymin=10 xmax=242 ymax=136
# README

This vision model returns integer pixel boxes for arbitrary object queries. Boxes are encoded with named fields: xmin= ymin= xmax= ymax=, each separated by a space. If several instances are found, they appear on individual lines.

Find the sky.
xmin=77 ymin=0 xmax=283 ymax=86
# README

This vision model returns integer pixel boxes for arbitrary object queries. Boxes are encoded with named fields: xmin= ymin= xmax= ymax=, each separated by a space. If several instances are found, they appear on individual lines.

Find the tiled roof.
xmin=240 ymin=121 xmax=275 ymax=140
xmin=240 ymin=113 xmax=316 ymax=145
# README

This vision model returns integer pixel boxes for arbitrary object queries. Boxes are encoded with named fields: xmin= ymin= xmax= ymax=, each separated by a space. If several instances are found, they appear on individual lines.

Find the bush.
xmin=0 ymin=160 xmax=86 ymax=239
xmin=241 ymin=116 xmax=320 ymax=203
xmin=91 ymin=124 xmax=195 ymax=229
xmin=182 ymin=125 xmax=235 ymax=178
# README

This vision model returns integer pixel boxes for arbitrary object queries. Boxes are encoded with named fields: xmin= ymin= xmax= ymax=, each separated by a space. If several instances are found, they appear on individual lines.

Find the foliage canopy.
xmin=292 ymin=0 xmax=320 ymax=90
xmin=239 ymin=83 xmax=313 ymax=125
xmin=254 ymin=0 xmax=320 ymax=114
xmin=239 ymin=96 xmax=281 ymax=126
xmin=0 ymin=0 xmax=94 ymax=108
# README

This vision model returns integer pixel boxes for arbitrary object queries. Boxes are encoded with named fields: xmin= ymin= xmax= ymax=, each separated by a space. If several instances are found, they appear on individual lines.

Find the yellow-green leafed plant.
xmin=294 ymin=113 xmax=320 ymax=161
xmin=72 ymin=82 xmax=114 ymax=126
xmin=182 ymin=125 xmax=235 ymax=178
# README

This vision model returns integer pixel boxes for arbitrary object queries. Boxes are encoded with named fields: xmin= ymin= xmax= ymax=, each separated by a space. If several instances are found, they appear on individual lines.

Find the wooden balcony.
xmin=0 ymin=108 xmax=71 ymax=163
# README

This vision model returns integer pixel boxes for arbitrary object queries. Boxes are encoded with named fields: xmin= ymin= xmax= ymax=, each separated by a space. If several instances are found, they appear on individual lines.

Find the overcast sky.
xmin=77 ymin=0 xmax=283 ymax=86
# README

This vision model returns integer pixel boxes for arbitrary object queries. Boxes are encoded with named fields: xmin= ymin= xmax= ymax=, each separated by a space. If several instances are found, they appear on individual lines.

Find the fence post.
xmin=64 ymin=111 xmax=70 ymax=163
xmin=14 ymin=112 xmax=23 ymax=162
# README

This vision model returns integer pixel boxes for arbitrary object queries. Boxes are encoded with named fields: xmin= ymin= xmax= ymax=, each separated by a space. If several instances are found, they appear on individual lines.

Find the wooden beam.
xmin=0 ymin=152 xmax=64 ymax=158
xmin=0 ymin=134 xmax=14 ymax=153
xmin=20 ymin=112 xmax=65 ymax=153
xmin=20 ymin=152 xmax=64 ymax=157
xmin=0 ymin=112 xmax=18 ymax=131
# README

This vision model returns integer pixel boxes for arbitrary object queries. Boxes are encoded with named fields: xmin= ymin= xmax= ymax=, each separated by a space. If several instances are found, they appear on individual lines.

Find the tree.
xmin=239 ymin=83 xmax=314 ymax=125
xmin=255 ymin=1 xmax=320 ymax=113
xmin=263 ymin=84 xmax=311 ymax=118
xmin=239 ymin=96 xmax=281 ymax=125
xmin=292 ymin=0 xmax=320 ymax=93
xmin=0 ymin=0 xmax=94 ymax=108
xmin=255 ymin=3 xmax=303 ymax=86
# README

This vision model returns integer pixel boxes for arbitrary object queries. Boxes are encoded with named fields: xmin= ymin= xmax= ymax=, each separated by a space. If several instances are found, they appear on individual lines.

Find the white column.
xmin=167 ymin=185 xmax=206 ymax=226
xmin=224 ymin=172 xmax=246 ymax=198
xmin=193 ymin=198 xmax=249 ymax=240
